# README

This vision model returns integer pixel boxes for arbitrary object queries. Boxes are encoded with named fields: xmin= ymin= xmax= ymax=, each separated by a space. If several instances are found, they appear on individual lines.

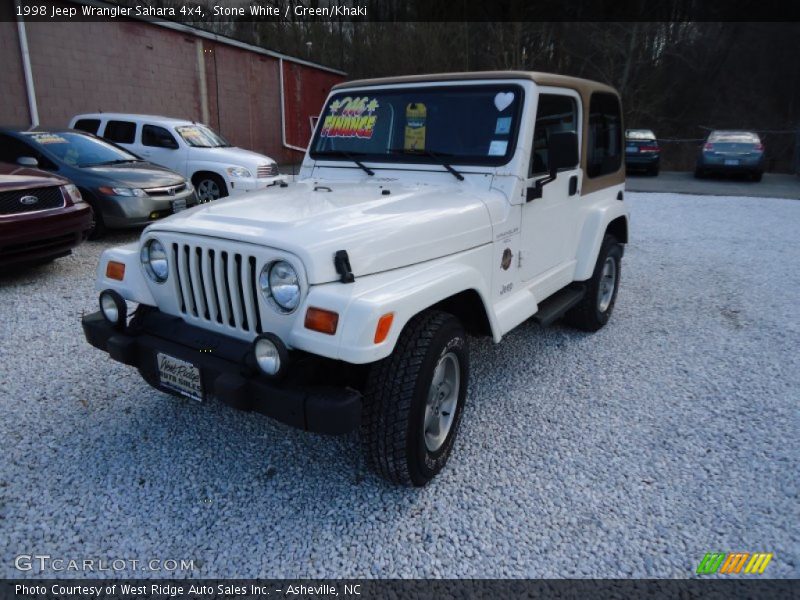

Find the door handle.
xmin=569 ymin=175 xmax=578 ymax=196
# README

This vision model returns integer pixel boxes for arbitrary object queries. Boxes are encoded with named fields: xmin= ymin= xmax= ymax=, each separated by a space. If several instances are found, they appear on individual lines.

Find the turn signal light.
xmin=374 ymin=312 xmax=394 ymax=344
xmin=105 ymin=261 xmax=125 ymax=281
xmin=304 ymin=307 xmax=339 ymax=335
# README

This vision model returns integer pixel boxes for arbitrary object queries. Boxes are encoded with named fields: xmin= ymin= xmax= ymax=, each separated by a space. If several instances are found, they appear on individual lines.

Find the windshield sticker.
xmin=320 ymin=96 xmax=379 ymax=139
xmin=404 ymin=102 xmax=427 ymax=151
xmin=494 ymin=92 xmax=515 ymax=112
xmin=488 ymin=140 xmax=508 ymax=156
xmin=495 ymin=117 xmax=512 ymax=135
xmin=176 ymin=127 xmax=206 ymax=145
xmin=28 ymin=133 xmax=68 ymax=144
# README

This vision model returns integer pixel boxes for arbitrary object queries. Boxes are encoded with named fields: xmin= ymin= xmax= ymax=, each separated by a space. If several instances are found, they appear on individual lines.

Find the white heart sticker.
xmin=494 ymin=92 xmax=515 ymax=112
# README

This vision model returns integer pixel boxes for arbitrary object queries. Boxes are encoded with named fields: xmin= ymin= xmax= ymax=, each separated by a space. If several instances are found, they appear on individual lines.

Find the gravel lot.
xmin=1 ymin=192 xmax=798 ymax=579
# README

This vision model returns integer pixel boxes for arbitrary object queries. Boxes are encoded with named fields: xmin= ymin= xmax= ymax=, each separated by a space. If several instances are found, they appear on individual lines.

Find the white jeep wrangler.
xmin=83 ymin=71 xmax=629 ymax=486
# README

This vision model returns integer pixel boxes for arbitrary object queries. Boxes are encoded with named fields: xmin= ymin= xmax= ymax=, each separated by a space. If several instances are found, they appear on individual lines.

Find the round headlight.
xmin=260 ymin=260 xmax=300 ymax=312
xmin=141 ymin=239 xmax=169 ymax=283
xmin=99 ymin=289 xmax=126 ymax=329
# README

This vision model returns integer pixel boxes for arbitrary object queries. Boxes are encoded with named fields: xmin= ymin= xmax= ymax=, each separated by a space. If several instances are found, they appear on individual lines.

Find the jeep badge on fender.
xmin=82 ymin=71 xmax=629 ymax=486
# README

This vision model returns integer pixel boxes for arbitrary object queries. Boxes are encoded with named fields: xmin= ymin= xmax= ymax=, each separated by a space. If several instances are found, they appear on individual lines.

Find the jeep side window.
xmin=103 ymin=120 xmax=137 ymax=144
xmin=142 ymin=125 xmax=179 ymax=149
xmin=587 ymin=92 xmax=622 ymax=178
xmin=530 ymin=94 xmax=578 ymax=176
xmin=73 ymin=119 xmax=101 ymax=135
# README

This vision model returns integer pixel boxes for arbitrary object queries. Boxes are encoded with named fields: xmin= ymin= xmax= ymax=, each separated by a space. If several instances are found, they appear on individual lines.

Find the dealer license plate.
xmin=172 ymin=198 xmax=187 ymax=213
xmin=157 ymin=353 xmax=203 ymax=402
xmin=724 ymin=159 xmax=740 ymax=166
xmin=626 ymin=145 xmax=638 ymax=153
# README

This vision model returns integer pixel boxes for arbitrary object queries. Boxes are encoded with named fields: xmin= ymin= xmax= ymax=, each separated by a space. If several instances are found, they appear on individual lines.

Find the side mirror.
xmin=526 ymin=131 xmax=579 ymax=201
xmin=17 ymin=156 xmax=38 ymax=168
xmin=547 ymin=131 xmax=579 ymax=172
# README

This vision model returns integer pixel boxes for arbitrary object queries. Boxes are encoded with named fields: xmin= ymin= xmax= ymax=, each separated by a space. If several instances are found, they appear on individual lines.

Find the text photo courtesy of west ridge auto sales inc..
xmin=0 ymin=0 xmax=798 ymax=598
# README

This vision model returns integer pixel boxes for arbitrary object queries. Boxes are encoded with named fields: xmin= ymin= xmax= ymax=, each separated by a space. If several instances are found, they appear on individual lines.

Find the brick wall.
xmin=0 ymin=15 xmax=343 ymax=165
xmin=0 ymin=21 xmax=33 ymax=126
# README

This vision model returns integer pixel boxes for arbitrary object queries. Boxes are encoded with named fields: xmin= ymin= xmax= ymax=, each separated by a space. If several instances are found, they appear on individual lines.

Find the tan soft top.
xmin=333 ymin=70 xmax=618 ymax=97
xmin=332 ymin=71 xmax=624 ymax=195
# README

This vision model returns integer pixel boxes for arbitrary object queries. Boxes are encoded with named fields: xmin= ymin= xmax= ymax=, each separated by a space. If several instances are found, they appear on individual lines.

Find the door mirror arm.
xmin=526 ymin=168 xmax=557 ymax=202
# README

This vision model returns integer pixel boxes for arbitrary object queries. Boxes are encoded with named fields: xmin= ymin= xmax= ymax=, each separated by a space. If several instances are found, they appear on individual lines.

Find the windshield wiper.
xmin=315 ymin=150 xmax=374 ymax=176
xmin=388 ymin=148 xmax=464 ymax=181
xmin=83 ymin=158 xmax=141 ymax=167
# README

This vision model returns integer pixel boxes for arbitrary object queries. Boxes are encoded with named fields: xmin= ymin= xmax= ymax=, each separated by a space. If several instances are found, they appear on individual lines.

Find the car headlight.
xmin=140 ymin=238 xmax=169 ymax=283
xmin=226 ymin=166 xmax=252 ymax=178
xmin=99 ymin=186 xmax=147 ymax=197
xmin=259 ymin=260 xmax=300 ymax=312
xmin=62 ymin=184 xmax=84 ymax=204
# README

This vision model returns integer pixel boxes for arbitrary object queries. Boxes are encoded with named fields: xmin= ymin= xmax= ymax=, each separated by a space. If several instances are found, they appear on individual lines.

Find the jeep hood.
xmin=146 ymin=180 xmax=492 ymax=284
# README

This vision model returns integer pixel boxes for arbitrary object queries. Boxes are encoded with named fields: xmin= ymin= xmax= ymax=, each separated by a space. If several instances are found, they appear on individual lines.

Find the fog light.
xmin=253 ymin=333 xmax=288 ymax=377
xmin=99 ymin=289 xmax=127 ymax=329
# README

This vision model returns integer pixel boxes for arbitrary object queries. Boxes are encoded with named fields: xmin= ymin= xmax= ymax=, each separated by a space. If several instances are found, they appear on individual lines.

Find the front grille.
xmin=172 ymin=242 xmax=263 ymax=334
xmin=145 ymin=183 xmax=187 ymax=197
xmin=256 ymin=164 xmax=279 ymax=178
xmin=0 ymin=186 xmax=65 ymax=216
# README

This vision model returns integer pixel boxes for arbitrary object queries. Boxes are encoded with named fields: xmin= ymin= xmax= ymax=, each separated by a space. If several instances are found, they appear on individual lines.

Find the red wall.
xmin=282 ymin=61 xmax=345 ymax=158
xmin=0 ymin=16 xmax=344 ymax=165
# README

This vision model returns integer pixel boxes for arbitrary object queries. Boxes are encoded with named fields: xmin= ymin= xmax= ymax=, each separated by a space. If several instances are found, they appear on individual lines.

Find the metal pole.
xmin=16 ymin=8 xmax=39 ymax=129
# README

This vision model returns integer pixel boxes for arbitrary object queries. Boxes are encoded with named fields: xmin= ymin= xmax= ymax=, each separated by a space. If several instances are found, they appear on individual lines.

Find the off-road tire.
xmin=362 ymin=310 xmax=469 ymax=486
xmin=564 ymin=234 xmax=622 ymax=332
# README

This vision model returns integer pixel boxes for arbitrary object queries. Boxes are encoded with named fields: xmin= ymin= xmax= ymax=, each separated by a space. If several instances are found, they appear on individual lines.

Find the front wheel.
xmin=361 ymin=310 xmax=469 ymax=486
xmin=564 ymin=235 xmax=623 ymax=331
xmin=193 ymin=173 xmax=227 ymax=202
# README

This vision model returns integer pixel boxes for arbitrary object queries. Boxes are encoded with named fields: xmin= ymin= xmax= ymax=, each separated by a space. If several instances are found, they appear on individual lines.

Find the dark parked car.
xmin=0 ymin=162 xmax=92 ymax=267
xmin=625 ymin=129 xmax=660 ymax=175
xmin=0 ymin=129 xmax=198 ymax=237
xmin=695 ymin=130 xmax=764 ymax=181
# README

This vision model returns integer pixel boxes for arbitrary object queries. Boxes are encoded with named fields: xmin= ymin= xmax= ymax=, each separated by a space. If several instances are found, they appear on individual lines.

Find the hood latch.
xmin=334 ymin=250 xmax=355 ymax=284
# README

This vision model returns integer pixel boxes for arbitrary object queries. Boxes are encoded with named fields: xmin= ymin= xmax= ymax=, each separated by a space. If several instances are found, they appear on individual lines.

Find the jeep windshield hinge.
xmin=334 ymin=250 xmax=355 ymax=283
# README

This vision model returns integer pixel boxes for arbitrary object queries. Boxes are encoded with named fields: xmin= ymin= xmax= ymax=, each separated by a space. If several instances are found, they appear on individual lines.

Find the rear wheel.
xmin=649 ymin=164 xmax=660 ymax=176
xmin=752 ymin=171 xmax=763 ymax=182
xmin=564 ymin=235 xmax=622 ymax=332
xmin=193 ymin=173 xmax=227 ymax=202
xmin=361 ymin=310 xmax=469 ymax=486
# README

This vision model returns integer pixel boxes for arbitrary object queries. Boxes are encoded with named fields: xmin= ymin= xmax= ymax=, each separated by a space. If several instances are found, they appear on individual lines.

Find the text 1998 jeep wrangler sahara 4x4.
xmin=83 ymin=72 xmax=628 ymax=486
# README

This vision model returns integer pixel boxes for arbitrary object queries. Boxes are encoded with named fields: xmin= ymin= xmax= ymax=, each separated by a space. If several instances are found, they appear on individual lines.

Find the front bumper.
xmin=81 ymin=309 xmax=361 ymax=434
xmin=0 ymin=203 xmax=93 ymax=266
xmin=100 ymin=189 xmax=199 ymax=228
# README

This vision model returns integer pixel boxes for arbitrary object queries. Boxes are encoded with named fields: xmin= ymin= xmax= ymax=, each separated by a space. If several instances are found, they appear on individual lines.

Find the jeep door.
xmin=519 ymin=90 xmax=583 ymax=285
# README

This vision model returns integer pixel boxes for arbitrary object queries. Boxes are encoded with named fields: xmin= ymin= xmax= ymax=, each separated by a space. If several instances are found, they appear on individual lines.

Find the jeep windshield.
xmin=310 ymin=84 xmax=524 ymax=166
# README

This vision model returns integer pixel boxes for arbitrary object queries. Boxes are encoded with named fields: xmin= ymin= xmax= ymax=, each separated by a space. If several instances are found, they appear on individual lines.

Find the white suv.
xmin=69 ymin=113 xmax=284 ymax=201
xmin=82 ymin=72 xmax=628 ymax=486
